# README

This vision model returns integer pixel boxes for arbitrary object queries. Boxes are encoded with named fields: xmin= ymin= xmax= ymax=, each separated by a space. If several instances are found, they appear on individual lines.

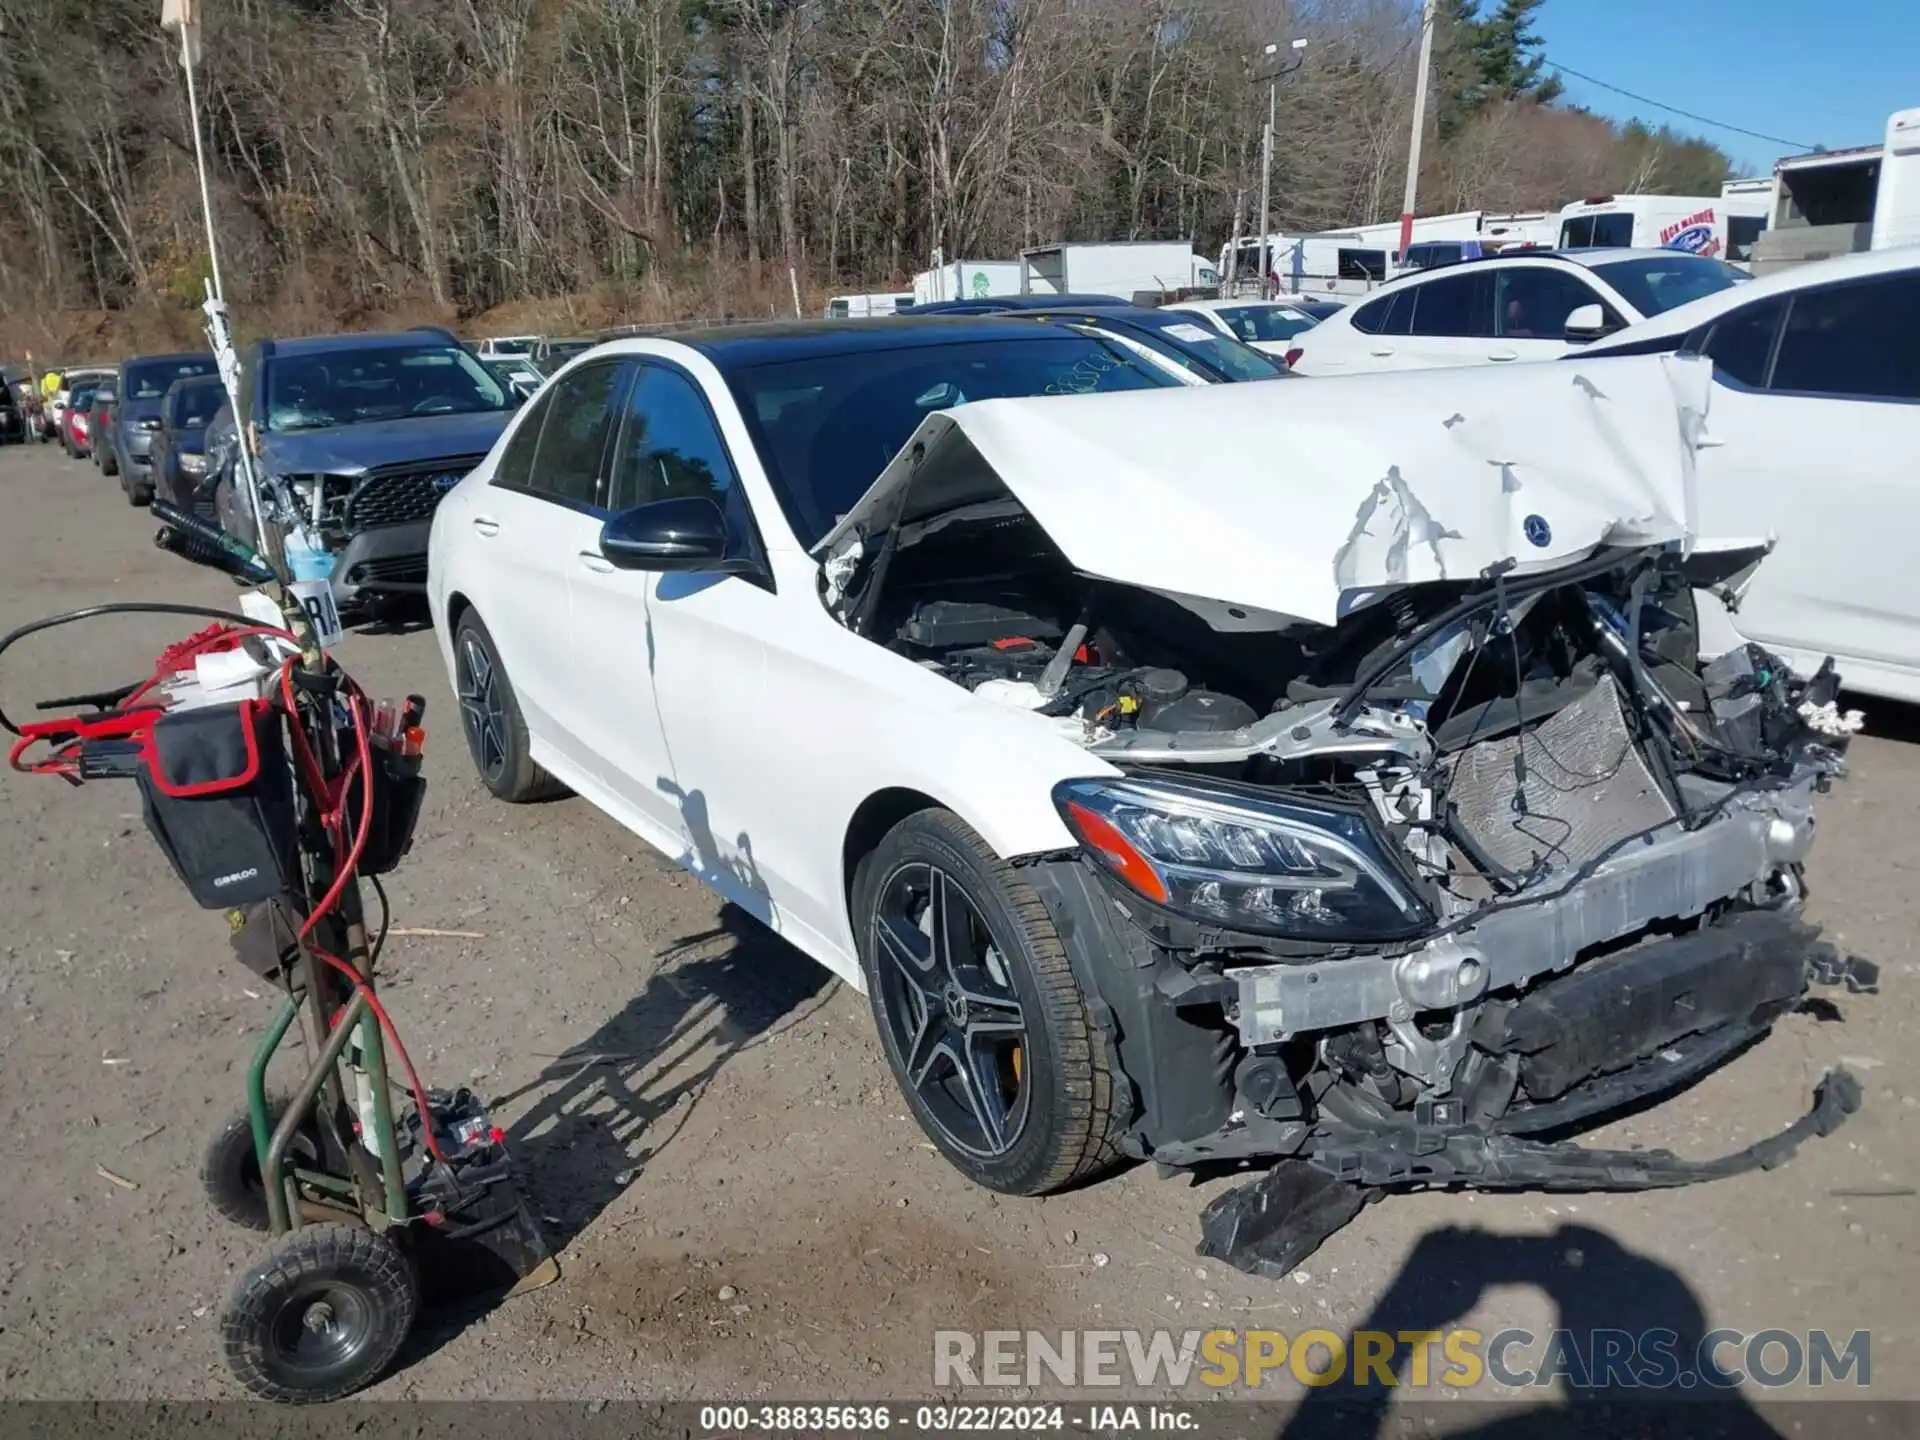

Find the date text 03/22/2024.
xmin=696 ymin=1404 xmax=1192 ymax=1432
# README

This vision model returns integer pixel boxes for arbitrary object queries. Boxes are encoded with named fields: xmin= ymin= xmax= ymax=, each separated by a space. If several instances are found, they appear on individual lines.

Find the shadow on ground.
xmin=399 ymin=903 xmax=835 ymax=1364
xmin=1279 ymin=1223 xmax=1783 ymax=1440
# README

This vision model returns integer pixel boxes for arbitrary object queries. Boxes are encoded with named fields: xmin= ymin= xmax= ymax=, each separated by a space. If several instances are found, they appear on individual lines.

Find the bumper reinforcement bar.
xmin=1198 ymin=1067 xmax=1861 ymax=1280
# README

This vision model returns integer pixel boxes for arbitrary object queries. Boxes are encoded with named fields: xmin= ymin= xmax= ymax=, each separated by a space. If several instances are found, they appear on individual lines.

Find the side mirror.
xmin=1563 ymin=303 xmax=1620 ymax=344
xmin=599 ymin=496 xmax=732 ymax=572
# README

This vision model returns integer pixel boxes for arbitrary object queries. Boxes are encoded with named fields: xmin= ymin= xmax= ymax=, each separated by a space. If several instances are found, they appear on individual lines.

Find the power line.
xmin=1545 ymin=58 xmax=1820 ymax=154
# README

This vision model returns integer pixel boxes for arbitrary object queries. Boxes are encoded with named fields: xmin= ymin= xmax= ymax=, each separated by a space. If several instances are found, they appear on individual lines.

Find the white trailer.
xmin=913 ymin=260 xmax=1023 ymax=306
xmin=1554 ymin=190 xmax=1769 ymax=260
xmin=1224 ymin=211 xmax=1499 ymax=298
xmin=1748 ymin=108 xmax=1920 ymax=274
xmin=1019 ymin=242 xmax=1218 ymax=301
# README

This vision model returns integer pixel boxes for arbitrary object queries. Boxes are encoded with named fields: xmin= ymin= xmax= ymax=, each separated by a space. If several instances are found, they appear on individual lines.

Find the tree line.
xmin=0 ymin=0 xmax=1736 ymax=329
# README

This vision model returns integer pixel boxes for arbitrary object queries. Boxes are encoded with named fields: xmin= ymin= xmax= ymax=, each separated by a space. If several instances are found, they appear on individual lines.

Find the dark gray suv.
xmin=114 ymin=352 xmax=219 ymax=504
xmin=211 ymin=326 xmax=519 ymax=617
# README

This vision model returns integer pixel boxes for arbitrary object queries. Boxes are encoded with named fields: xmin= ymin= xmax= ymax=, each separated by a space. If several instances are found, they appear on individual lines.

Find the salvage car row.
xmin=25 ymin=246 xmax=1904 ymax=1268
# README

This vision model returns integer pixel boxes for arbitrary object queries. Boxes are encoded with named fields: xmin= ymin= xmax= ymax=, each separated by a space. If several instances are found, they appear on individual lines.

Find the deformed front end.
xmin=819 ymin=356 xmax=1875 ymax=1274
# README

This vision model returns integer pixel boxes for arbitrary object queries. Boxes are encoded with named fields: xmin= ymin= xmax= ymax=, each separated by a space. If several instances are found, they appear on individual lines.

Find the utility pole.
xmin=1398 ymin=0 xmax=1438 ymax=263
xmin=1254 ymin=38 xmax=1308 ymax=300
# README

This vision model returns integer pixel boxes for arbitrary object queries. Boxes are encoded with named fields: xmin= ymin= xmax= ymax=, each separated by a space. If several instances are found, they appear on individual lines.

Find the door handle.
xmin=471 ymin=515 xmax=500 ymax=537
xmin=577 ymin=550 xmax=615 ymax=574
xmin=1369 ymin=346 xmax=1395 ymax=357
xmin=1487 ymin=349 xmax=1519 ymax=362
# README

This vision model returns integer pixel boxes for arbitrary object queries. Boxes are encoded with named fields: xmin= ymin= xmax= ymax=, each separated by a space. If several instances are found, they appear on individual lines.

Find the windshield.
xmin=172 ymin=382 xmax=226 ymax=427
xmin=1592 ymin=255 xmax=1748 ymax=317
xmin=127 ymin=357 xmax=216 ymax=400
xmin=726 ymin=336 xmax=1177 ymax=547
xmin=264 ymin=344 xmax=511 ymax=431
xmin=69 ymin=386 xmax=97 ymax=409
xmin=1213 ymin=305 xmax=1320 ymax=343
xmin=1124 ymin=316 xmax=1287 ymax=381
xmin=1559 ymin=213 xmax=1636 ymax=248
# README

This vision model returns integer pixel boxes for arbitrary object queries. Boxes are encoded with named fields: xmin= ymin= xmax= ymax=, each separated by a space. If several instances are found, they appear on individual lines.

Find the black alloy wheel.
xmin=455 ymin=626 xmax=508 ymax=788
xmin=450 ymin=613 xmax=566 ymax=803
xmin=871 ymin=861 xmax=1033 ymax=1160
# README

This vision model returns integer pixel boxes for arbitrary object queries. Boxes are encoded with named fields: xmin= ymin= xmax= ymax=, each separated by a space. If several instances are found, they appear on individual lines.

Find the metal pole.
xmin=1398 ymin=0 xmax=1438 ymax=264
xmin=173 ymin=20 xmax=284 ymax=580
xmin=1258 ymin=80 xmax=1274 ymax=300
xmin=180 ymin=39 xmax=225 ymax=303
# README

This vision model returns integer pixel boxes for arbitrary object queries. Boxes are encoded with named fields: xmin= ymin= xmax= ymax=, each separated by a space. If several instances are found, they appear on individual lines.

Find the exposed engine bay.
xmin=829 ymin=487 xmax=1876 ymax=1275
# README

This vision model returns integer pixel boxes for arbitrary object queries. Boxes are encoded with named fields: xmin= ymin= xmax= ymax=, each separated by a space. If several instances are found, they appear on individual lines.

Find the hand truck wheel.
xmin=220 ymin=1224 xmax=417 ymax=1403
xmin=201 ymin=1100 xmax=325 ymax=1232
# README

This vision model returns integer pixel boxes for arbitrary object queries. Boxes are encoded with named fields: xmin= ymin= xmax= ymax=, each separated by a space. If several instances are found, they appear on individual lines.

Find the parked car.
xmin=1016 ymin=305 xmax=1290 ymax=383
xmin=476 ymin=335 xmax=540 ymax=360
xmin=1161 ymin=297 xmax=1337 ymax=356
xmin=49 ymin=367 xmax=112 ymax=444
xmin=110 ymin=353 xmax=219 ymax=504
xmin=1575 ymin=247 xmax=1920 ymax=703
xmin=0 ymin=379 xmax=24 ymax=445
xmin=60 ymin=381 xmax=101 ymax=458
xmin=209 ymin=326 xmax=518 ymax=617
xmin=426 ymin=321 xmax=1860 ymax=1233
xmin=87 ymin=385 xmax=118 ymax=473
xmin=1288 ymin=249 xmax=1750 ymax=376
xmin=479 ymin=355 xmax=545 ymax=401
xmin=531 ymin=337 xmax=596 ymax=374
xmin=150 ymin=374 xmax=229 ymax=516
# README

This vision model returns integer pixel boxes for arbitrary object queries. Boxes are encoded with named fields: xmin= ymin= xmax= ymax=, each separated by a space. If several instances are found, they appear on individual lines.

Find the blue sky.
xmin=1532 ymin=0 xmax=1913 ymax=175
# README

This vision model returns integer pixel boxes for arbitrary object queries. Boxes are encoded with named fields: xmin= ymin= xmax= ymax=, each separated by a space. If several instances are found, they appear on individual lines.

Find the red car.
xmin=61 ymin=382 xmax=100 ymax=458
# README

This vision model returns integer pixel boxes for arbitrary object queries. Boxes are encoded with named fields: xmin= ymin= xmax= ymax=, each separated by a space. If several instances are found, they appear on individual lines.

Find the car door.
xmin=560 ymin=359 xmax=712 ymax=848
xmin=468 ymin=358 xmax=630 ymax=779
xmin=585 ymin=361 xmax=824 ymax=936
xmin=1487 ymin=266 xmax=1621 ymax=364
xmin=1685 ymin=269 xmax=1920 ymax=694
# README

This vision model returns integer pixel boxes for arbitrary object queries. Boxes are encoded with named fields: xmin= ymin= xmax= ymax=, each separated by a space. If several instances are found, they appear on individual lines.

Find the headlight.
xmin=1053 ymin=776 xmax=1430 ymax=940
xmin=178 ymin=452 xmax=208 ymax=476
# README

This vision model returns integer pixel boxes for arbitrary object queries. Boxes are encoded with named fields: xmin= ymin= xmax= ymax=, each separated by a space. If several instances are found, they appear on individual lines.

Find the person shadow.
xmin=1278 ymin=1223 xmax=1784 ymax=1440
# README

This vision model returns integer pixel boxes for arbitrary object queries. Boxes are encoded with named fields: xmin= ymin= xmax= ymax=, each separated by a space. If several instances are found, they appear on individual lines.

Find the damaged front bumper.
xmin=1227 ymin=777 xmax=1821 ymax=1049
xmin=1198 ymin=1065 xmax=1864 ymax=1280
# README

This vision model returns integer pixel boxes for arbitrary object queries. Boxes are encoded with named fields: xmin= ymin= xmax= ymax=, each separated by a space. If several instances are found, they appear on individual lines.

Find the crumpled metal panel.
xmin=1447 ymin=673 xmax=1675 ymax=878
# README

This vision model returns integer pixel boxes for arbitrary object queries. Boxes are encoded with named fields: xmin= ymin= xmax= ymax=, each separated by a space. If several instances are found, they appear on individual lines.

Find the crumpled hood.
xmin=817 ymin=352 xmax=1713 ymax=629
xmin=259 ymin=408 xmax=512 ymax=476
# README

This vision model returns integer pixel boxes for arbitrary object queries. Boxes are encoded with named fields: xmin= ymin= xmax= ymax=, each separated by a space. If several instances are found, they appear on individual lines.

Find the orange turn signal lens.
xmin=1064 ymin=799 xmax=1170 ymax=904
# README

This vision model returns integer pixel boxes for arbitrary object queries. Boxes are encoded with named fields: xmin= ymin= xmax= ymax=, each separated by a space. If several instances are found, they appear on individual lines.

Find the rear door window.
xmin=1408 ymin=272 xmax=1491 ymax=337
xmin=1338 ymin=249 xmax=1387 ymax=282
xmin=526 ymin=361 xmax=629 ymax=510
xmin=1769 ymin=275 xmax=1920 ymax=402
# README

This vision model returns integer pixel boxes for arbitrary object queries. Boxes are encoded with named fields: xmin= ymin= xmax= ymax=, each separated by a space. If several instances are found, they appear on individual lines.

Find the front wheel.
xmin=220 ymin=1225 xmax=417 ymax=1403
xmin=854 ymin=808 xmax=1125 ymax=1195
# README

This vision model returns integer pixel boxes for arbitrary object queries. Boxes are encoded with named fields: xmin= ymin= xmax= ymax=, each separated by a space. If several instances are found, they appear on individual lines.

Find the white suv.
xmin=1288 ymin=249 xmax=1748 ymax=376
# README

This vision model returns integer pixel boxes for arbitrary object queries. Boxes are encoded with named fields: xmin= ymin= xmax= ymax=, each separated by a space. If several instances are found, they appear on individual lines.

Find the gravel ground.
xmin=0 ymin=439 xmax=1912 ymax=1411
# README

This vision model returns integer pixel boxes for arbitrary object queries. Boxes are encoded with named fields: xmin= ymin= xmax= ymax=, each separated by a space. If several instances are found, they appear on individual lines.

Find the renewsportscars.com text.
xmin=933 ymin=1327 xmax=1871 ymax=1391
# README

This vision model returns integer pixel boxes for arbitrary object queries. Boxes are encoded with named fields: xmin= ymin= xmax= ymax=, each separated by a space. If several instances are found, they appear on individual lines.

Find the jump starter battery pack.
xmin=137 ymin=700 xmax=299 ymax=909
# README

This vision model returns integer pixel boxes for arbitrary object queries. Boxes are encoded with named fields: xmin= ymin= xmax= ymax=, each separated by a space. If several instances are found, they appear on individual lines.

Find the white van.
xmin=1556 ymin=192 xmax=1769 ymax=262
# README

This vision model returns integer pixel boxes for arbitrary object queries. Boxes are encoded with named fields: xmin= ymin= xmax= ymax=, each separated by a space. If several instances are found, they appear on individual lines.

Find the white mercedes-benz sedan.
xmin=429 ymin=319 xmax=1864 ymax=1265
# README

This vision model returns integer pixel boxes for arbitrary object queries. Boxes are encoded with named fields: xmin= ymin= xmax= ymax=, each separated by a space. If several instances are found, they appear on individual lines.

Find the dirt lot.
xmin=0 ymin=438 xmax=1913 ymax=1412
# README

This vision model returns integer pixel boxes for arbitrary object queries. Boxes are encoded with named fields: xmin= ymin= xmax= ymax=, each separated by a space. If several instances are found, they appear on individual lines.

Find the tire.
xmin=101 ymin=444 xmax=118 ymax=477
xmin=854 ymin=808 xmax=1125 ymax=1195
xmin=220 ymin=1225 xmax=417 ymax=1403
xmin=127 ymin=475 xmax=151 ymax=506
xmin=452 ymin=612 xmax=567 ymax=803
xmin=202 ymin=1100 xmax=324 ymax=1231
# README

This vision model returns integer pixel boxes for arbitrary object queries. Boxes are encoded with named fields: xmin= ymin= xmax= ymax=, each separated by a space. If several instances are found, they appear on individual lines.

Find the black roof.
xmin=680 ymin=315 xmax=1099 ymax=367
xmin=261 ymin=326 xmax=458 ymax=359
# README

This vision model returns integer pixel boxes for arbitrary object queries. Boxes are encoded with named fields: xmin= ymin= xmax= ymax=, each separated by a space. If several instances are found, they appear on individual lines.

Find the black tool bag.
xmin=348 ymin=747 xmax=427 ymax=878
xmin=138 ymin=700 xmax=299 ymax=909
